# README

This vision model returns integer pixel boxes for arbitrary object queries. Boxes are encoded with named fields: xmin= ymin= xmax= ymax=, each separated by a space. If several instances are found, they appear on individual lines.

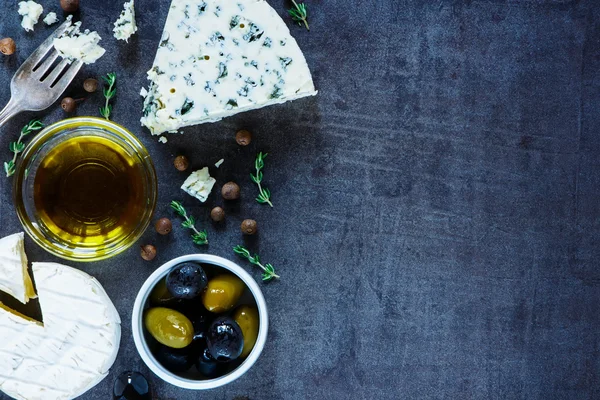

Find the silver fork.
xmin=0 ymin=19 xmax=83 ymax=128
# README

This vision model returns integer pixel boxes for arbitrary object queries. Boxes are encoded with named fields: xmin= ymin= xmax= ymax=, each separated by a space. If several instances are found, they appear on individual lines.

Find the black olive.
xmin=154 ymin=345 xmax=195 ymax=373
xmin=206 ymin=317 xmax=244 ymax=363
xmin=166 ymin=263 xmax=208 ymax=299
xmin=112 ymin=372 xmax=151 ymax=400
xmin=195 ymin=339 xmax=226 ymax=378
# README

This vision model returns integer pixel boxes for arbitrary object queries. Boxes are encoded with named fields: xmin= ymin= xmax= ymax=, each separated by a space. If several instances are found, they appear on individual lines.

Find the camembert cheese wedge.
xmin=141 ymin=0 xmax=317 ymax=135
xmin=0 ymin=233 xmax=36 ymax=304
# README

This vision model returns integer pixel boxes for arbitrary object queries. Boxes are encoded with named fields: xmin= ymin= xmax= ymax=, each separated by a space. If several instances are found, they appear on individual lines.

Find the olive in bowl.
xmin=132 ymin=254 xmax=268 ymax=390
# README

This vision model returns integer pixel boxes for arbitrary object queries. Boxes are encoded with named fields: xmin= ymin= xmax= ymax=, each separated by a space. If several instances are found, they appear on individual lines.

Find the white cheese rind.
xmin=0 ymin=262 xmax=121 ymax=400
xmin=181 ymin=167 xmax=216 ymax=202
xmin=0 ymin=233 xmax=36 ymax=304
xmin=113 ymin=0 xmax=138 ymax=42
xmin=43 ymin=12 xmax=58 ymax=26
xmin=53 ymin=17 xmax=106 ymax=65
xmin=18 ymin=1 xmax=43 ymax=32
xmin=141 ymin=0 xmax=317 ymax=135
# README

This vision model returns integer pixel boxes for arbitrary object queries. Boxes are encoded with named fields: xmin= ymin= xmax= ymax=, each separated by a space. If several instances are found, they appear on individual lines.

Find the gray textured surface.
xmin=0 ymin=0 xmax=600 ymax=399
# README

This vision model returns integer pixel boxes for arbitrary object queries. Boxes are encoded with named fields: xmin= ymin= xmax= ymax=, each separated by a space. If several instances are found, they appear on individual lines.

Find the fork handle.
xmin=0 ymin=98 xmax=22 ymax=130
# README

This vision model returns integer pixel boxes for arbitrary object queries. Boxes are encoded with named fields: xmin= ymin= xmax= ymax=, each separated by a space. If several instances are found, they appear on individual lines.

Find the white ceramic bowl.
xmin=132 ymin=254 xmax=268 ymax=389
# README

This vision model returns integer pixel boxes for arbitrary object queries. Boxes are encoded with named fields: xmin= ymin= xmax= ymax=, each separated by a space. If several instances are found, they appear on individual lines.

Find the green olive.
xmin=149 ymin=278 xmax=176 ymax=306
xmin=144 ymin=307 xmax=194 ymax=349
xmin=202 ymin=274 xmax=245 ymax=313
xmin=233 ymin=305 xmax=259 ymax=358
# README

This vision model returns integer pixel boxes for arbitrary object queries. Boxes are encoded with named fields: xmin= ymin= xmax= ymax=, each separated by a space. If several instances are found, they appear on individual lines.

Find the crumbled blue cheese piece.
xmin=141 ymin=0 xmax=317 ymax=135
xmin=43 ymin=12 xmax=58 ymax=26
xmin=113 ymin=0 xmax=138 ymax=42
xmin=140 ymin=87 xmax=149 ymax=97
xmin=181 ymin=167 xmax=216 ymax=202
xmin=215 ymin=159 xmax=224 ymax=168
xmin=18 ymin=1 xmax=43 ymax=32
xmin=53 ymin=17 xmax=106 ymax=65
xmin=158 ymin=136 xmax=168 ymax=144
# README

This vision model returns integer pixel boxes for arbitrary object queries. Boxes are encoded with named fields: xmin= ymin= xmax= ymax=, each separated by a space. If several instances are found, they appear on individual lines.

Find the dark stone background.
xmin=1 ymin=0 xmax=599 ymax=399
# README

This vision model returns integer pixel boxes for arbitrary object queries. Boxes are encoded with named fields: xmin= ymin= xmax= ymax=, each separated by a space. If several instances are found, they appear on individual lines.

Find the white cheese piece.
xmin=215 ymin=158 xmax=224 ymax=168
xmin=158 ymin=136 xmax=168 ymax=143
xmin=181 ymin=167 xmax=216 ymax=202
xmin=43 ymin=12 xmax=58 ymax=26
xmin=113 ymin=0 xmax=138 ymax=42
xmin=18 ymin=1 xmax=43 ymax=32
xmin=140 ymin=87 xmax=149 ymax=97
xmin=0 ymin=262 xmax=121 ymax=400
xmin=53 ymin=16 xmax=106 ymax=65
xmin=141 ymin=0 xmax=317 ymax=135
xmin=0 ymin=233 xmax=36 ymax=304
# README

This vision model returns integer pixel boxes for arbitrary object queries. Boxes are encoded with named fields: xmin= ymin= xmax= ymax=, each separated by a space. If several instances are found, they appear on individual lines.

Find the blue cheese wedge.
xmin=18 ymin=1 xmax=43 ymax=32
xmin=53 ymin=16 xmax=106 ymax=64
xmin=113 ymin=0 xmax=138 ymax=42
xmin=43 ymin=12 xmax=58 ymax=26
xmin=141 ymin=0 xmax=317 ymax=135
xmin=181 ymin=167 xmax=216 ymax=202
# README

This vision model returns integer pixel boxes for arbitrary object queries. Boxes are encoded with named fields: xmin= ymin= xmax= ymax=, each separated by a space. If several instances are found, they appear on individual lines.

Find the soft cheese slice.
xmin=181 ymin=167 xmax=216 ymax=202
xmin=141 ymin=0 xmax=317 ymax=135
xmin=113 ymin=0 xmax=138 ymax=42
xmin=0 ymin=233 xmax=36 ymax=304
xmin=0 ymin=263 xmax=121 ymax=400
xmin=53 ymin=16 xmax=106 ymax=65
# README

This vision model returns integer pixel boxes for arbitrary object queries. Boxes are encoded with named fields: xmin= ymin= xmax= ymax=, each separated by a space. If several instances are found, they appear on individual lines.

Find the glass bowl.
xmin=13 ymin=117 xmax=157 ymax=262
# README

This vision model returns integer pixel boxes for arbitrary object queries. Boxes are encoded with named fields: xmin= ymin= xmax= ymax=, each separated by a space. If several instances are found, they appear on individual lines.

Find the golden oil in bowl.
xmin=14 ymin=117 xmax=157 ymax=261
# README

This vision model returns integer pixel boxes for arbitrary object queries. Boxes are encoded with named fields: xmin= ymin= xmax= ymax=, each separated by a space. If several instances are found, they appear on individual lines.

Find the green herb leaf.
xmin=5 ymin=119 xmax=43 ymax=178
xmin=171 ymin=201 xmax=208 ymax=246
xmin=251 ymin=152 xmax=273 ymax=207
xmin=288 ymin=0 xmax=309 ymax=31
xmin=100 ymin=73 xmax=117 ymax=120
xmin=233 ymin=245 xmax=280 ymax=281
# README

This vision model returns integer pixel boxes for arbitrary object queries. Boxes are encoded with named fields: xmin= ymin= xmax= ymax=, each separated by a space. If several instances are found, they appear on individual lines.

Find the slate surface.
xmin=1 ymin=0 xmax=599 ymax=399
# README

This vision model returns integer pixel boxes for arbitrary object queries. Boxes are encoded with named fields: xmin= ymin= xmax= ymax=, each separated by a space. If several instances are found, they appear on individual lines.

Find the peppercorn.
xmin=140 ymin=244 xmax=157 ymax=261
xmin=235 ymin=129 xmax=252 ymax=146
xmin=241 ymin=219 xmax=257 ymax=235
xmin=174 ymin=155 xmax=189 ymax=171
xmin=210 ymin=207 xmax=225 ymax=222
xmin=0 ymin=38 xmax=16 ymax=56
xmin=83 ymin=78 xmax=99 ymax=93
xmin=155 ymin=218 xmax=172 ymax=235
xmin=222 ymin=182 xmax=240 ymax=200
xmin=60 ymin=0 xmax=79 ymax=12
xmin=61 ymin=97 xmax=77 ymax=113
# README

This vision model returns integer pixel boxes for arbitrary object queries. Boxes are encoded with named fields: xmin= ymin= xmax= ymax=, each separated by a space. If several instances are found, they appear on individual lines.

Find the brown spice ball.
xmin=83 ymin=78 xmax=99 ymax=93
xmin=61 ymin=97 xmax=77 ymax=113
xmin=155 ymin=218 xmax=172 ymax=235
xmin=0 ymin=38 xmax=16 ymax=56
xmin=235 ymin=129 xmax=252 ymax=146
xmin=140 ymin=244 xmax=157 ymax=261
xmin=241 ymin=219 xmax=258 ymax=235
xmin=174 ymin=155 xmax=189 ymax=171
xmin=222 ymin=182 xmax=240 ymax=200
xmin=60 ymin=0 xmax=79 ymax=12
xmin=210 ymin=207 xmax=225 ymax=222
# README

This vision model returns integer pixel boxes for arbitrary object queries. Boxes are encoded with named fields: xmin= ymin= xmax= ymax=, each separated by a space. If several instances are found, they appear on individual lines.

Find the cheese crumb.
xmin=18 ymin=1 xmax=43 ymax=32
xmin=158 ymin=136 xmax=167 ymax=144
xmin=181 ymin=168 xmax=216 ymax=203
xmin=140 ymin=87 xmax=148 ymax=98
xmin=43 ymin=12 xmax=58 ymax=26
xmin=215 ymin=159 xmax=224 ymax=168
xmin=113 ymin=0 xmax=138 ymax=42
xmin=53 ymin=16 xmax=106 ymax=65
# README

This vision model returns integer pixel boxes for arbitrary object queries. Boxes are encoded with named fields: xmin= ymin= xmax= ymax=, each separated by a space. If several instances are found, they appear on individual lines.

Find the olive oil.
xmin=33 ymin=135 xmax=146 ymax=247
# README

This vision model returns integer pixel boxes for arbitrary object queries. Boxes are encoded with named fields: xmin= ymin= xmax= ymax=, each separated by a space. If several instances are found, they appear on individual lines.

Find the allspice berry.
xmin=155 ymin=218 xmax=172 ymax=235
xmin=0 ymin=38 xmax=16 ymax=56
xmin=140 ymin=244 xmax=157 ymax=261
xmin=174 ymin=155 xmax=189 ymax=171
xmin=235 ymin=129 xmax=252 ymax=146
xmin=83 ymin=78 xmax=99 ymax=93
xmin=61 ymin=97 xmax=77 ymax=113
xmin=61 ymin=0 xmax=79 ymax=12
xmin=221 ymin=181 xmax=240 ymax=200
xmin=210 ymin=207 xmax=225 ymax=222
xmin=241 ymin=219 xmax=257 ymax=235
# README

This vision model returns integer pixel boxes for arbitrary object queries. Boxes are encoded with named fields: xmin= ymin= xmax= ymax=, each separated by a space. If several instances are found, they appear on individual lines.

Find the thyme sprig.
xmin=251 ymin=152 xmax=273 ymax=207
xmin=99 ymin=72 xmax=117 ymax=120
xmin=233 ymin=245 xmax=280 ymax=281
xmin=170 ymin=201 xmax=208 ymax=245
xmin=4 ymin=119 xmax=44 ymax=177
xmin=288 ymin=0 xmax=309 ymax=31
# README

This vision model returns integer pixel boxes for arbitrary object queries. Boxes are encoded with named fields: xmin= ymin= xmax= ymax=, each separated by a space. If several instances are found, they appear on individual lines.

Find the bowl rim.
xmin=131 ymin=254 xmax=269 ymax=390
xmin=12 ymin=116 xmax=157 ymax=262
